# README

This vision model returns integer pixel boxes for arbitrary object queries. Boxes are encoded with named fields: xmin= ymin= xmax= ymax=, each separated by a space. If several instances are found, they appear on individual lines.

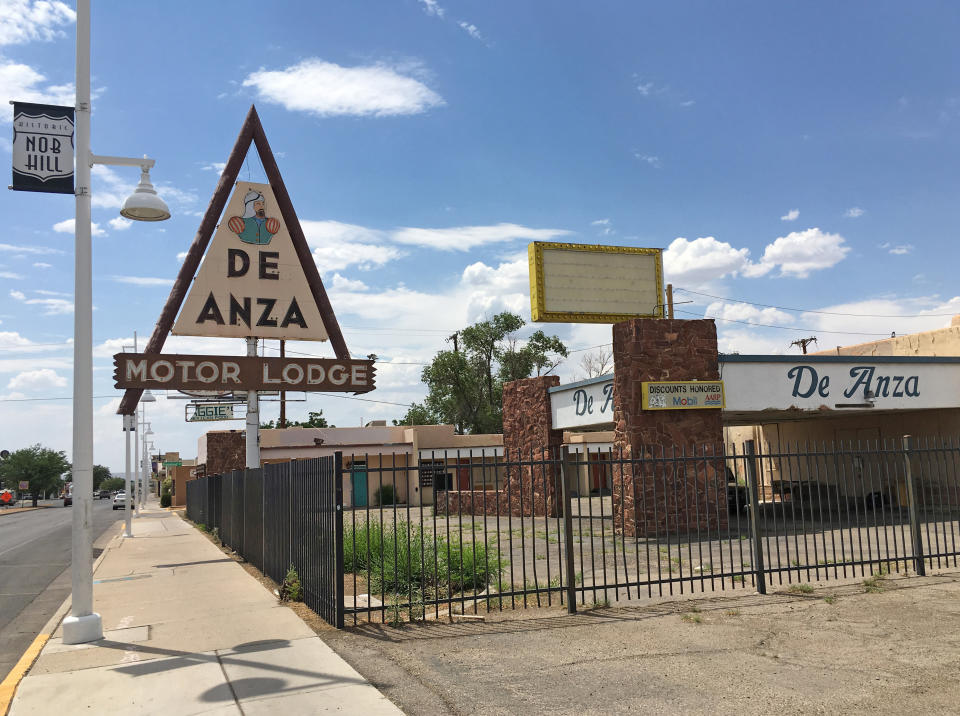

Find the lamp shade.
xmin=141 ymin=389 xmax=157 ymax=403
xmin=120 ymin=168 xmax=171 ymax=221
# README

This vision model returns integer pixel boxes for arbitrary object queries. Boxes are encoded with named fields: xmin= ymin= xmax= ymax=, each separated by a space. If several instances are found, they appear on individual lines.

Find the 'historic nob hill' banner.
xmin=11 ymin=102 xmax=74 ymax=194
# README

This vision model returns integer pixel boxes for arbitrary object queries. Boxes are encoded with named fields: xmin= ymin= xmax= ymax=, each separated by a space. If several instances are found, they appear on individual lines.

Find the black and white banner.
xmin=11 ymin=101 xmax=74 ymax=194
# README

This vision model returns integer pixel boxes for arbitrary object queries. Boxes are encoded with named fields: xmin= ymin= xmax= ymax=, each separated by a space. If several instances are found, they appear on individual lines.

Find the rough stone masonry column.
xmin=611 ymin=319 xmax=726 ymax=536
xmin=502 ymin=375 xmax=564 ymax=517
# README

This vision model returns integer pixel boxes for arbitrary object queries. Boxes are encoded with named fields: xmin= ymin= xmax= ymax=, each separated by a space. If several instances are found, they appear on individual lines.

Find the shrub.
xmin=343 ymin=519 xmax=503 ymax=598
xmin=279 ymin=565 xmax=303 ymax=602
xmin=375 ymin=484 xmax=397 ymax=506
xmin=160 ymin=493 xmax=171 ymax=508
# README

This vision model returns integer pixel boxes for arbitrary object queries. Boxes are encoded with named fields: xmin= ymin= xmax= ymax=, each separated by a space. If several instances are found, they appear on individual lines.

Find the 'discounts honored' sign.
xmin=641 ymin=381 xmax=725 ymax=410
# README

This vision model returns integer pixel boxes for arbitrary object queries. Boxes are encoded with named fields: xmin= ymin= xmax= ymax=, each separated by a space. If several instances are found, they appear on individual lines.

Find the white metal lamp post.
xmin=63 ymin=0 xmax=171 ymax=646
xmin=141 ymin=424 xmax=154 ymax=509
xmin=137 ymin=389 xmax=156 ymax=514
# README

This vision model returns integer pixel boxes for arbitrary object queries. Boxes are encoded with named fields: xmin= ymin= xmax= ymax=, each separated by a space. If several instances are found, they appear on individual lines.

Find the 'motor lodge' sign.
xmin=114 ymin=353 xmax=376 ymax=393
xmin=11 ymin=102 xmax=74 ymax=194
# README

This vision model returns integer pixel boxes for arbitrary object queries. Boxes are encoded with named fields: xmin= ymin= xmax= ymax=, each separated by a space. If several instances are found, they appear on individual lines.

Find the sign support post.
xmin=246 ymin=337 xmax=260 ymax=469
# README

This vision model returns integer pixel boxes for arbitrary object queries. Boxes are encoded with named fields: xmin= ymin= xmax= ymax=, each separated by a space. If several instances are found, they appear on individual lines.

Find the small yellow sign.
xmin=641 ymin=381 xmax=725 ymax=410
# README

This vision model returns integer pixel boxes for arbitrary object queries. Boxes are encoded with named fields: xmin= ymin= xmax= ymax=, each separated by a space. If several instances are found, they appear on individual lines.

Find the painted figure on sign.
xmin=227 ymin=189 xmax=281 ymax=245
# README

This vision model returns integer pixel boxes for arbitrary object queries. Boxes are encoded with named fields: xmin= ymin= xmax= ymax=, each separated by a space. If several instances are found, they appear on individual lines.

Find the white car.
xmin=112 ymin=492 xmax=129 ymax=510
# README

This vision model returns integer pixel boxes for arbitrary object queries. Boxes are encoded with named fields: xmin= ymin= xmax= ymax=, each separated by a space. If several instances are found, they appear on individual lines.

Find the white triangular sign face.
xmin=172 ymin=182 xmax=328 ymax=341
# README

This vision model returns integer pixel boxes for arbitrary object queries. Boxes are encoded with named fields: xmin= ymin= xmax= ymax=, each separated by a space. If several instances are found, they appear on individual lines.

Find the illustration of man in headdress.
xmin=227 ymin=188 xmax=281 ymax=245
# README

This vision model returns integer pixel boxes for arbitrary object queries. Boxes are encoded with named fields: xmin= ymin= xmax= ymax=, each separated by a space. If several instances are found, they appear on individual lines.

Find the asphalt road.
xmin=0 ymin=498 xmax=121 ymax=679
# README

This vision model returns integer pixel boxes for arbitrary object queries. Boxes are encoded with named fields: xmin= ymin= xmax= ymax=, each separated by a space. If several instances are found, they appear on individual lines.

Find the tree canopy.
xmin=0 ymin=445 xmax=70 ymax=506
xmin=261 ymin=410 xmax=334 ymax=429
xmin=397 ymin=312 xmax=567 ymax=434
xmin=93 ymin=465 xmax=112 ymax=491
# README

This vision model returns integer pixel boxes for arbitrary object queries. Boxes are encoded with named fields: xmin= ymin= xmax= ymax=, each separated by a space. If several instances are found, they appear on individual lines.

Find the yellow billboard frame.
xmin=528 ymin=242 xmax=664 ymax=323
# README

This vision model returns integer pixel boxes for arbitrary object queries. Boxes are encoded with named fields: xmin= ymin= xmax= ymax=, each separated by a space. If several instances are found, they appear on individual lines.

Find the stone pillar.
xmin=611 ymin=319 xmax=726 ymax=536
xmin=501 ymin=375 xmax=564 ymax=517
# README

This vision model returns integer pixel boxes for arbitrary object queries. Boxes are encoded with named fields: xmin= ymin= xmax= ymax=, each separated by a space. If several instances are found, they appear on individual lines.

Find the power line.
xmin=0 ymin=395 xmax=116 ymax=403
xmin=675 ymin=287 xmax=960 ymax=318
xmin=675 ymin=308 xmax=892 ymax=335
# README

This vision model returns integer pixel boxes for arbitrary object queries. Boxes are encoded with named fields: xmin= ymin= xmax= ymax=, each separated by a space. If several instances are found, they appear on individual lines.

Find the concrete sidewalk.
xmin=6 ymin=501 xmax=401 ymax=715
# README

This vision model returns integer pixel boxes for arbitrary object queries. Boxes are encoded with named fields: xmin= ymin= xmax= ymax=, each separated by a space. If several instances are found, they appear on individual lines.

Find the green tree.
xmin=92 ymin=464 xmax=111 ymax=491
xmin=397 ymin=312 xmax=567 ymax=434
xmin=261 ymin=410 xmax=334 ymax=429
xmin=100 ymin=477 xmax=126 ymax=492
xmin=0 ymin=445 xmax=70 ymax=507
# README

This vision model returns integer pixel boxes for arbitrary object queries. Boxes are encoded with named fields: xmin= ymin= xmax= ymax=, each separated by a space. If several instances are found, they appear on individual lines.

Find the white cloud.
xmin=108 ymin=217 xmax=133 ymax=231
xmin=111 ymin=276 xmax=174 ymax=287
xmin=780 ymin=209 xmax=799 ymax=222
xmin=176 ymin=251 xmax=188 ymax=262
xmin=301 ymin=220 xmax=405 ymax=273
xmin=9 ymin=288 xmax=73 ymax=315
xmin=663 ymin=236 xmax=752 ymax=287
xmin=844 ymin=207 xmax=865 ymax=218
xmin=0 ymin=331 xmax=68 ymax=352
xmin=242 ymin=59 xmax=445 ymax=118
xmin=0 ymin=1 xmax=74 ymax=46
xmin=34 ymin=289 xmax=68 ymax=296
xmin=750 ymin=228 xmax=849 ymax=278
xmin=200 ymin=162 xmax=226 ymax=173
xmin=7 ymin=367 xmax=66 ymax=391
xmin=0 ymin=59 xmax=74 ymax=123
xmin=390 ymin=223 xmax=571 ymax=251
xmin=330 ymin=273 xmax=369 ymax=292
xmin=0 ymin=242 xmax=63 ymax=255
xmin=704 ymin=301 xmax=795 ymax=326
xmin=591 ymin=218 xmax=614 ymax=236
xmin=53 ymin=218 xmax=104 ymax=236
xmin=636 ymin=81 xmax=655 ymax=96
xmin=32 ymin=261 xmax=51 ymax=268
xmin=889 ymin=244 xmax=914 ymax=255
xmin=633 ymin=152 xmax=661 ymax=168
xmin=0 ymin=270 xmax=22 ymax=279
xmin=458 ymin=21 xmax=483 ymax=41
xmin=418 ymin=0 xmax=445 ymax=17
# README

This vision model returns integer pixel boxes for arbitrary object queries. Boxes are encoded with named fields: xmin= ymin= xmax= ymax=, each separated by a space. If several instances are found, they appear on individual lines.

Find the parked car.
xmin=63 ymin=490 xmax=72 ymax=507
xmin=99 ymin=489 xmax=110 ymax=499
xmin=112 ymin=492 xmax=128 ymax=510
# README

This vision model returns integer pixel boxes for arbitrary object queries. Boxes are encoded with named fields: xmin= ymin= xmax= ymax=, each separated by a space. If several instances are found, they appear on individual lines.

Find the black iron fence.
xmin=186 ymin=436 xmax=960 ymax=629
xmin=186 ymin=456 xmax=343 ymax=627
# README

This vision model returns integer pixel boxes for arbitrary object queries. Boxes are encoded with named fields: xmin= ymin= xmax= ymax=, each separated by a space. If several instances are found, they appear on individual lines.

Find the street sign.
xmin=18 ymin=480 xmax=28 ymax=490
xmin=163 ymin=461 xmax=182 ymax=467
xmin=529 ymin=242 xmax=664 ymax=323
xmin=11 ymin=102 xmax=75 ymax=194
xmin=0 ymin=491 xmax=11 ymax=505
xmin=113 ymin=353 xmax=375 ymax=393
xmin=186 ymin=402 xmax=243 ymax=422
xmin=172 ymin=182 xmax=330 ymax=341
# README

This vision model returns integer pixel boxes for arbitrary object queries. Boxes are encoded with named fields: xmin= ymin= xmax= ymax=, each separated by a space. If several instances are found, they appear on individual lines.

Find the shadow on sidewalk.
xmin=152 ymin=558 xmax=233 ymax=568
xmin=87 ymin=637 xmax=371 ymax=703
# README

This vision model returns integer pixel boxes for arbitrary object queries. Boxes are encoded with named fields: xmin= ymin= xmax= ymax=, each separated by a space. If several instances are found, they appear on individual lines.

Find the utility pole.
xmin=790 ymin=336 xmax=818 ymax=355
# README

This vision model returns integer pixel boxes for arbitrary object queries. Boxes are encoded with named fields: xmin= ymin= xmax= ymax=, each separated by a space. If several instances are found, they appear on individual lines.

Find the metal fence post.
xmin=334 ymin=451 xmax=345 ymax=629
xmin=744 ymin=440 xmax=767 ymax=595
xmin=902 ymin=435 xmax=925 ymax=576
xmin=560 ymin=455 xmax=577 ymax=614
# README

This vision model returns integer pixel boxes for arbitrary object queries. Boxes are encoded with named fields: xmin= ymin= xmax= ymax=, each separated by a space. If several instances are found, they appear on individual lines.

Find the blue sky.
xmin=1 ymin=0 xmax=959 ymax=471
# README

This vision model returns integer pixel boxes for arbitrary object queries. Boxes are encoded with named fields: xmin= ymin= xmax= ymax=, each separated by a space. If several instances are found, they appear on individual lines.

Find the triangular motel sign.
xmin=118 ymin=105 xmax=348 ymax=416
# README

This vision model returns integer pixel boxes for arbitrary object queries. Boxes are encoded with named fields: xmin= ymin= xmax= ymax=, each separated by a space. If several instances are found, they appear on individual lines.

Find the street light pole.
xmin=63 ymin=0 xmax=170 ymax=646
xmin=62 ymin=0 xmax=100 ymax=646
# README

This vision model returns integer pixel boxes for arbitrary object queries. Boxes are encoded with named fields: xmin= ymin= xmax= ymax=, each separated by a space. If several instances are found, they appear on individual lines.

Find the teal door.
xmin=351 ymin=466 xmax=368 ymax=507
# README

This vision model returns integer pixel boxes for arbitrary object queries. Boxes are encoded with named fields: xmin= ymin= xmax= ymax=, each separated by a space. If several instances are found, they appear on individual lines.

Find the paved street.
xmin=0 ymin=499 xmax=121 ymax=680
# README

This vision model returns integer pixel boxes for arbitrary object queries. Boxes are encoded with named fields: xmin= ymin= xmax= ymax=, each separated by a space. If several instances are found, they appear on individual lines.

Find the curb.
xmin=0 ymin=526 xmax=119 ymax=716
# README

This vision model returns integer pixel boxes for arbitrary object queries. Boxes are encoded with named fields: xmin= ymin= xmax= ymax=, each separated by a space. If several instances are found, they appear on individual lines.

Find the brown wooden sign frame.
xmin=117 ymin=105 xmax=349 ymax=415
xmin=114 ymin=353 xmax=375 ymax=394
